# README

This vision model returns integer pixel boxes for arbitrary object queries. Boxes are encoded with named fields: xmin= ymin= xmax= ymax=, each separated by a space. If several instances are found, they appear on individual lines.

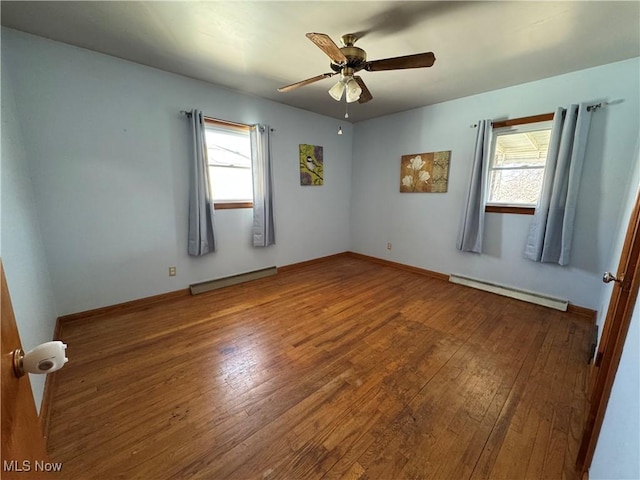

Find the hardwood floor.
xmin=47 ymin=256 xmax=591 ymax=479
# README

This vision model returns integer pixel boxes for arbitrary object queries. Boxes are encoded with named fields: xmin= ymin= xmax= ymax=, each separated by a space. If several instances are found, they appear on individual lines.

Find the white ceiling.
xmin=2 ymin=1 xmax=639 ymax=123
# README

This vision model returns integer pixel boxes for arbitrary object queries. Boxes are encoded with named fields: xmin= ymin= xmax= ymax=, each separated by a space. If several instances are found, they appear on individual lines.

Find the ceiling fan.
xmin=277 ymin=32 xmax=436 ymax=104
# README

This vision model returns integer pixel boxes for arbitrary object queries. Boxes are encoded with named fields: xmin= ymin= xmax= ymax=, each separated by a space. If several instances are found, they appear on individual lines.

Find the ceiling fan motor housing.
xmin=331 ymin=35 xmax=367 ymax=74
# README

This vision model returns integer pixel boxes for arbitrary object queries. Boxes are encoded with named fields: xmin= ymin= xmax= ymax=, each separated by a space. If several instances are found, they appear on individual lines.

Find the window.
xmin=204 ymin=119 xmax=253 ymax=209
xmin=486 ymin=116 xmax=553 ymax=214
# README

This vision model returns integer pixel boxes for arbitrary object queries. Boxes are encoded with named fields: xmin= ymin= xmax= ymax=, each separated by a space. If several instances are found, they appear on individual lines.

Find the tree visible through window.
xmin=487 ymin=121 xmax=552 ymax=207
xmin=204 ymin=120 xmax=253 ymax=208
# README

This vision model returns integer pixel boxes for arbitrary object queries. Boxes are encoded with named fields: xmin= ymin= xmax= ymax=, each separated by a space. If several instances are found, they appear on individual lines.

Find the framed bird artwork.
xmin=299 ymin=144 xmax=324 ymax=186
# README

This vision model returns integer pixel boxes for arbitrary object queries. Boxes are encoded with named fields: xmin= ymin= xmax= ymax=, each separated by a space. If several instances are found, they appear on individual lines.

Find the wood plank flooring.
xmin=47 ymin=256 xmax=591 ymax=479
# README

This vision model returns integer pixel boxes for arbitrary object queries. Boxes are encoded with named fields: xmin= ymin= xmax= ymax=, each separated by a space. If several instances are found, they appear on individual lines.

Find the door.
xmin=1 ymin=260 xmax=60 ymax=478
xmin=577 ymin=188 xmax=640 ymax=474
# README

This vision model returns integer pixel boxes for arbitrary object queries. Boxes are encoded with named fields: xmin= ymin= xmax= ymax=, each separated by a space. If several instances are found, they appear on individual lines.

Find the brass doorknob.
xmin=12 ymin=341 xmax=68 ymax=378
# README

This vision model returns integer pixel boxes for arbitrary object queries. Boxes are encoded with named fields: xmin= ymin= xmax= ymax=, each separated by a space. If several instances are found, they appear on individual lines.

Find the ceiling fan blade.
xmin=306 ymin=32 xmax=347 ymax=65
xmin=277 ymin=72 xmax=337 ymax=93
xmin=365 ymin=52 xmax=436 ymax=72
xmin=354 ymin=76 xmax=373 ymax=104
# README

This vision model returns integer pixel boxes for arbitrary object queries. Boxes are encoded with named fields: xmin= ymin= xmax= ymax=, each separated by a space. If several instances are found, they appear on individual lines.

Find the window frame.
xmin=484 ymin=112 xmax=554 ymax=215
xmin=203 ymin=117 xmax=254 ymax=210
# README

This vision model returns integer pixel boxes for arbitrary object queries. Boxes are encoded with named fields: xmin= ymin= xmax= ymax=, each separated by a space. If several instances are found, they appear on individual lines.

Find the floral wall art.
xmin=400 ymin=150 xmax=451 ymax=193
xmin=299 ymin=144 xmax=324 ymax=186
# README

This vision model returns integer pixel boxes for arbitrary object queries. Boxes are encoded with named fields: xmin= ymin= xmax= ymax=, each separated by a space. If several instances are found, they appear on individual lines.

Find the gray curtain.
xmin=457 ymin=119 xmax=492 ymax=253
xmin=187 ymin=110 xmax=216 ymax=256
xmin=524 ymin=104 xmax=592 ymax=265
xmin=250 ymin=124 xmax=276 ymax=247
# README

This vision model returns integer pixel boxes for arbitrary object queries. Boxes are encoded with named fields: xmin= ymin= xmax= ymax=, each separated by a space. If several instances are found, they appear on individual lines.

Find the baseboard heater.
xmin=448 ymin=273 xmax=568 ymax=311
xmin=190 ymin=266 xmax=278 ymax=295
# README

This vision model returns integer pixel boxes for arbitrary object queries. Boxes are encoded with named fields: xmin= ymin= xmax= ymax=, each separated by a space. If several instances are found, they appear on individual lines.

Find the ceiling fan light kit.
xmin=278 ymin=32 xmax=435 ymax=109
xmin=328 ymin=80 xmax=346 ymax=101
xmin=328 ymin=75 xmax=362 ymax=103
xmin=345 ymin=78 xmax=362 ymax=103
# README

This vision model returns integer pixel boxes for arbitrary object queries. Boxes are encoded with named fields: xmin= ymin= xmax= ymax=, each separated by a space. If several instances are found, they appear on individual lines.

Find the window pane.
xmin=488 ymin=168 xmax=544 ymax=205
xmin=493 ymin=130 xmax=550 ymax=168
xmin=488 ymin=125 xmax=551 ymax=206
xmin=209 ymin=166 xmax=253 ymax=202
xmin=204 ymin=123 xmax=253 ymax=203
xmin=205 ymin=129 xmax=251 ymax=168
xmin=207 ymin=146 xmax=250 ymax=168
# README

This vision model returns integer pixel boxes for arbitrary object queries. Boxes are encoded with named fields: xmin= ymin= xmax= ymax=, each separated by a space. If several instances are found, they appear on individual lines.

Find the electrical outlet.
xmin=169 ymin=266 xmax=176 ymax=277
xmin=387 ymin=243 xmax=392 ymax=250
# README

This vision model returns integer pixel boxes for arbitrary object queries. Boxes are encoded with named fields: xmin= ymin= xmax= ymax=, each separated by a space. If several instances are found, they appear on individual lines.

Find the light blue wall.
xmin=590 ymin=140 xmax=640 ymax=480
xmin=351 ymin=57 xmax=640 ymax=309
xmin=2 ymin=28 xmax=353 ymax=316
xmin=595 ymin=139 xmax=640 ymax=339
xmin=1 ymin=51 xmax=58 ymax=412
xmin=591 ymin=299 xmax=640 ymax=479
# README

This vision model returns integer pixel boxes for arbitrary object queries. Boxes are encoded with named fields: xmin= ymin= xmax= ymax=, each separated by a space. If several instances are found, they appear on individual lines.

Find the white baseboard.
xmin=449 ymin=273 xmax=568 ymax=311
xmin=190 ymin=266 xmax=278 ymax=295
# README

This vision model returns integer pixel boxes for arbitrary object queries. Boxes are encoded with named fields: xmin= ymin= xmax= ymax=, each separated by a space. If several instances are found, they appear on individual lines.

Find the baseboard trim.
xmin=190 ymin=267 xmax=278 ymax=295
xmin=40 ymin=372 xmax=56 ymax=446
xmin=567 ymin=303 xmax=598 ymax=321
xmin=450 ymin=273 xmax=569 ymax=311
xmin=56 ymin=253 xmax=598 ymax=324
xmin=41 ymin=318 xmax=63 ymax=448
xmin=346 ymin=252 xmax=450 ymax=282
xmin=57 ymin=255 xmax=354 ymax=322
xmin=278 ymin=252 xmax=351 ymax=272
xmin=53 ymin=316 xmax=62 ymax=340
xmin=347 ymin=252 xmax=597 ymax=318
xmin=57 ymin=288 xmax=191 ymax=324
xmin=56 ymin=255 xmax=353 ymax=321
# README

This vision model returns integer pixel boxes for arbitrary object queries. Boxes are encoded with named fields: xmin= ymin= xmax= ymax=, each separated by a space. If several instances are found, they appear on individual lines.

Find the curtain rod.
xmin=180 ymin=110 xmax=275 ymax=132
xmin=470 ymin=102 xmax=609 ymax=127
xmin=586 ymin=102 xmax=608 ymax=112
